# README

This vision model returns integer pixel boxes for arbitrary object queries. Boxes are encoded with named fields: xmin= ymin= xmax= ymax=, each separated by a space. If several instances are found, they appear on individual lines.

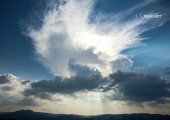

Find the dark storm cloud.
xmin=24 ymin=75 xmax=103 ymax=97
xmin=108 ymin=71 xmax=170 ymax=103
xmin=23 ymin=63 xmax=105 ymax=97
xmin=148 ymin=99 xmax=170 ymax=107
xmin=23 ymin=68 xmax=170 ymax=104
xmin=1 ymin=69 xmax=170 ymax=107
xmin=0 ymin=74 xmax=11 ymax=84
xmin=68 ymin=59 xmax=101 ymax=77
xmin=1 ymin=86 xmax=13 ymax=91
xmin=2 ymin=71 xmax=170 ymax=107
xmin=17 ymin=98 xmax=39 ymax=106
xmin=24 ymin=90 xmax=52 ymax=99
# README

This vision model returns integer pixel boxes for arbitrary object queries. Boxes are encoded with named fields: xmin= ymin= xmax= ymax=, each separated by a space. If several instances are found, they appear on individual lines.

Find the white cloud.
xmin=0 ymin=74 xmax=27 ymax=110
xmin=28 ymin=0 xmax=148 ymax=77
xmin=0 ymin=74 xmax=24 ymax=96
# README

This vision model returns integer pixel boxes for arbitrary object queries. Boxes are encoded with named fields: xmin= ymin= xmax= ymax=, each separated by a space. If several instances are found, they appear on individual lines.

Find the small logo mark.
xmin=136 ymin=13 xmax=162 ymax=19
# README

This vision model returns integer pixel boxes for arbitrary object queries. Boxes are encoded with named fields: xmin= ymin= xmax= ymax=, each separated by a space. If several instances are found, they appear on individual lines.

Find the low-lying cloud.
xmin=1 ymin=69 xmax=170 ymax=113
xmin=107 ymin=71 xmax=170 ymax=103
xmin=24 ymin=62 xmax=104 ymax=96
xmin=0 ymin=74 xmax=38 ymax=109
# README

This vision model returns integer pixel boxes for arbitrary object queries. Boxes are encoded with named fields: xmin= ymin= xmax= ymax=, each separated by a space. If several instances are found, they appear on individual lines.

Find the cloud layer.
xmin=1 ymin=69 xmax=170 ymax=113
xmin=108 ymin=71 xmax=170 ymax=103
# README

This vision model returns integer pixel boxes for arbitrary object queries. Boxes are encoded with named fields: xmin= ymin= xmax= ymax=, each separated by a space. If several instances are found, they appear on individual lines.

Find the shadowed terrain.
xmin=0 ymin=110 xmax=170 ymax=120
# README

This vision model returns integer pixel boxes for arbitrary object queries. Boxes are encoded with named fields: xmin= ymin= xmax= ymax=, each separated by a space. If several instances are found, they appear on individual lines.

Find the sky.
xmin=0 ymin=0 xmax=170 ymax=115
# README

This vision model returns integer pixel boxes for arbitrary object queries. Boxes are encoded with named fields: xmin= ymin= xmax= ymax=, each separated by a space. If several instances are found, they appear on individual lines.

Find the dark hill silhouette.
xmin=0 ymin=110 xmax=170 ymax=120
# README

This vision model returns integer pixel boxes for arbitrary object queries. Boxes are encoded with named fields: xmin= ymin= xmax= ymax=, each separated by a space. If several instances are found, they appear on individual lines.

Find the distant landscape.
xmin=0 ymin=110 xmax=170 ymax=120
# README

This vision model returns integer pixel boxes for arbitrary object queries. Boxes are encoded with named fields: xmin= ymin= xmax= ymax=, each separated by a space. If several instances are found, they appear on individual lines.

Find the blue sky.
xmin=0 ymin=0 xmax=170 ymax=115
xmin=0 ymin=0 xmax=170 ymax=80
xmin=0 ymin=0 xmax=52 ymax=80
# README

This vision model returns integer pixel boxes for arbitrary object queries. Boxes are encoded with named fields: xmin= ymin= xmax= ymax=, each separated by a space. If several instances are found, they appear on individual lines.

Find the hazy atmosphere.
xmin=0 ymin=0 xmax=170 ymax=115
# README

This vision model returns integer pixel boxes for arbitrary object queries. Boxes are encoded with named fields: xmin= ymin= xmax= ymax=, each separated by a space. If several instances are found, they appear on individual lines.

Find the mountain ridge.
xmin=0 ymin=110 xmax=170 ymax=120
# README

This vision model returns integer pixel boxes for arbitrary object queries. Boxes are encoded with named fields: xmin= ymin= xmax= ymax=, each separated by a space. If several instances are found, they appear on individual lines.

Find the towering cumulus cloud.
xmin=28 ymin=0 xmax=146 ymax=77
